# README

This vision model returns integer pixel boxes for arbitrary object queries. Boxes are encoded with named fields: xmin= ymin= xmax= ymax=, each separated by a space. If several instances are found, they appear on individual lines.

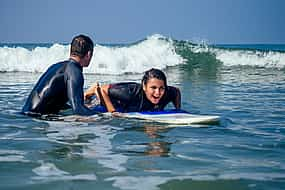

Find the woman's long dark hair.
xmin=141 ymin=68 xmax=167 ymax=87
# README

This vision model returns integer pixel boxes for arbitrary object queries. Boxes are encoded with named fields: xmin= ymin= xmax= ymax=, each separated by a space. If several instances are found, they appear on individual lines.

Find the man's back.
xmin=22 ymin=59 xmax=88 ymax=115
xmin=22 ymin=61 xmax=69 ymax=114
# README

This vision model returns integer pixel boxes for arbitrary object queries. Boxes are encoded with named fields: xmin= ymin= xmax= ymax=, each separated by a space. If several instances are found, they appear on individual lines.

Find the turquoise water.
xmin=0 ymin=36 xmax=285 ymax=189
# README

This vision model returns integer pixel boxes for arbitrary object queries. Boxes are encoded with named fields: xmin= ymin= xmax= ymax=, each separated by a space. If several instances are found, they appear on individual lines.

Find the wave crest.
xmin=0 ymin=35 xmax=184 ymax=74
xmin=1 ymin=35 xmax=285 ymax=74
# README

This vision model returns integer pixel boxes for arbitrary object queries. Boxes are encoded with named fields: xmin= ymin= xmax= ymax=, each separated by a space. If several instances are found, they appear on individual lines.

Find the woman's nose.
xmin=155 ymin=89 xmax=162 ymax=95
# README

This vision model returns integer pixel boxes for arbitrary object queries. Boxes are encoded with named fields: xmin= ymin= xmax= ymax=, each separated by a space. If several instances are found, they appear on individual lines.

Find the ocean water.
xmin=0 ymin=34 xmax=285 ymax=190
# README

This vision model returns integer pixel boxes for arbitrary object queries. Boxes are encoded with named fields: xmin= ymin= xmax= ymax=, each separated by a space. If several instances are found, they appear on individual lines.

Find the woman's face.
xmin=143 ymin=78 xmax=166 ymax=104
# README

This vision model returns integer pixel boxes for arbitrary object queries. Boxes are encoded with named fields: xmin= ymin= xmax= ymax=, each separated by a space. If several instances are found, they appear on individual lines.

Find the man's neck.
xmin=69 ymin=55 xmax=83 ymax=67
xmin=70 ymin=55 xmax=80 ymax=62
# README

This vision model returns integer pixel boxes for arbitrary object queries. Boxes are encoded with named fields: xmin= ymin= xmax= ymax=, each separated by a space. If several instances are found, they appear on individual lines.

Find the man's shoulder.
xmin=64 ymin=60 xmax=82 ymax=72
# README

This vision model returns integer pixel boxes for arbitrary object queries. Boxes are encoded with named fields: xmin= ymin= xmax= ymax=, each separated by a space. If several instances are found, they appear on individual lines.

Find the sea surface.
xmin=0 ymin=35 xmax=285 ymax=190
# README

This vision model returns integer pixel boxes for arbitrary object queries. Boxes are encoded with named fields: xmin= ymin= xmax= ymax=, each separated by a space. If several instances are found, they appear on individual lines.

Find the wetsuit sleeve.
xmin=108 ymin=83 xmax=137 ymax=102
xmin=167 ymin=86 xmax=181 ymax=109
xmin=65 ymin=64 xmax=97 ymax=115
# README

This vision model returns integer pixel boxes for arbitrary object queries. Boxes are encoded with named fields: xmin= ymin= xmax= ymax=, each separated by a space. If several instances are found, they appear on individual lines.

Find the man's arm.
xmin=66 ymin=64 xmax=97 ymax=115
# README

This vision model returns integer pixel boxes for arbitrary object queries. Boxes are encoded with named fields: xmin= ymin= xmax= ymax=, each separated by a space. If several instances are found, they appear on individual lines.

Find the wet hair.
xmin=142 ymin=68 xmax=167 ymax=86
xmin=70 ymin=34 xmax=94 ymax=58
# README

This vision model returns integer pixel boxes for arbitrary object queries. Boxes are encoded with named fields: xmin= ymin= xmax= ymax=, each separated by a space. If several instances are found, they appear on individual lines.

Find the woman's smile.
xmin=143 ymin=78 xmax=166 ymax=104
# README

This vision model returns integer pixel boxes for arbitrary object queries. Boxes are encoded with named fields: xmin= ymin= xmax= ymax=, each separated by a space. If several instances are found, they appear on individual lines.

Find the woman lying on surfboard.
xmin=84 ymin=68 xmax=181 ymax=113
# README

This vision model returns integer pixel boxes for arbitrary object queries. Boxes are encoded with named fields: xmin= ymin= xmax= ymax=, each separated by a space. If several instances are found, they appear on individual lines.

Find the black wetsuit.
xmin=107 ymin=82 xmax=178 ymax=112
xmin=22 ymin=59 xmax=96 ymax=116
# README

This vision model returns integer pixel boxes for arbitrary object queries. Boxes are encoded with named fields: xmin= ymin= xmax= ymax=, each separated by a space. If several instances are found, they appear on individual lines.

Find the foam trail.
xmin=0 ymin=149 xmax=29 ymax=162
xmin=32 ymin=162 xmax=97 ymax=182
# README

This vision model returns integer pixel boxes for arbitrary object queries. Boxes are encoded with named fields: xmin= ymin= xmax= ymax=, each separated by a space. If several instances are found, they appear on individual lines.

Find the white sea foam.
xmin=106 ymin=175 xmax=215 ymax=190
xmin=106 ymin=171 xmax=285 ymax=190
xmin=0 ymin=44 xmax=68 ymax=73
xmin=32 ymin=162 xmax=69 ymax=176
xmin=211 ymin=48 xmax=285 ymax=68
xmin=218 ymin=172 xmax=285 ymax=181
xmin=0 ymin=149 xmax=29 ymax=162
xmin=87 ymin=34 xmax=184 ymax=74
xmin=2 ymin=34 xmax=284 ymax=74
xmin=106 ymin=176 xmax=176 ymax=190
xmin=0 ymin=35 xmax=184 ymax=74
xmin=31 ymin=162 xmax=97 ymax=182
xmin=0 ymin=155 xmax=28 ymax=162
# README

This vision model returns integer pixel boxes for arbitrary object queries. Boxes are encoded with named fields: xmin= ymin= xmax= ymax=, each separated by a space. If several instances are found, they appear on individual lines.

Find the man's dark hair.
xmin=70 ymin=34 xmax=94 ymax=58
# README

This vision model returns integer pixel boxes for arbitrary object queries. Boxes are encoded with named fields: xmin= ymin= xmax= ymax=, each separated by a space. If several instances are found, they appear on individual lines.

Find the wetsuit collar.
xmin=69 ymin=58 xmax=83 ymax=67
xmin=69 ymin=58 xmax=83 ymax=71
xmin=69 ymin=58 xmax=80 ymax=64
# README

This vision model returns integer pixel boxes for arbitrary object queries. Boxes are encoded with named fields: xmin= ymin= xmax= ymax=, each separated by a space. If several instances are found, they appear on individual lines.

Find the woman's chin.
xmin=150 ymin=99 xmax=160 ymax=104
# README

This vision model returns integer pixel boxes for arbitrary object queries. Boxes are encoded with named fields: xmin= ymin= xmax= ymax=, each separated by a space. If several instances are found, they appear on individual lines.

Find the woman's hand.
xmin=84 ymin=82 xmax=100 ymax=100
xmin=111 ymin=111 xmax=123 ymax=117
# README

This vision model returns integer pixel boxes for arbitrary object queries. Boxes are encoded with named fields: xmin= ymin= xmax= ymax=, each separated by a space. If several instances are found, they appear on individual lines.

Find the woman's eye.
xmin=150 ymin=86 xmax=165 ymax=91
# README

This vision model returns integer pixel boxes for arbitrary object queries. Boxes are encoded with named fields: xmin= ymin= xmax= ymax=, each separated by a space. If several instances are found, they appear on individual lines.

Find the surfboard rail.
xmin=118 ymin=109 xmax=220 ymax=125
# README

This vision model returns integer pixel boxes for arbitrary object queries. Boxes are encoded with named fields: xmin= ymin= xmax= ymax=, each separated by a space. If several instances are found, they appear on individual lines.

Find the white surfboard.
xmin=119 ymin=111 xmax=220 ymax=125
xmin=49 ymin=109 xmax=220 ymax=125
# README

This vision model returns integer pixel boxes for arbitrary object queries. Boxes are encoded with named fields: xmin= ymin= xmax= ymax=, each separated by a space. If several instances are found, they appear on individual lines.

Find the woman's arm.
xmin=173 ymin=87 xmax=181 ymax=109
xmin=84 ymin=83 xmax=117 ymax=113
xmin=84 ymin=82 xmax=99 ymax=100
xmin=100 ymin=84 xmax=116 ymax=113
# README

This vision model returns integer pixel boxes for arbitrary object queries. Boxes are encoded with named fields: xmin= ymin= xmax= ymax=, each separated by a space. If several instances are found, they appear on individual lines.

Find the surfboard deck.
xmin=47 ymin=108 xmax=220 ymax=125
xmin=118 ymin=111 xmax=220 ymax=125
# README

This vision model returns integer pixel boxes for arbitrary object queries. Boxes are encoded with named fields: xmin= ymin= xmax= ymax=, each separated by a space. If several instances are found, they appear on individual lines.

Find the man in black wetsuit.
xmin=22 ymin=34 xmax=97 ymax=116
